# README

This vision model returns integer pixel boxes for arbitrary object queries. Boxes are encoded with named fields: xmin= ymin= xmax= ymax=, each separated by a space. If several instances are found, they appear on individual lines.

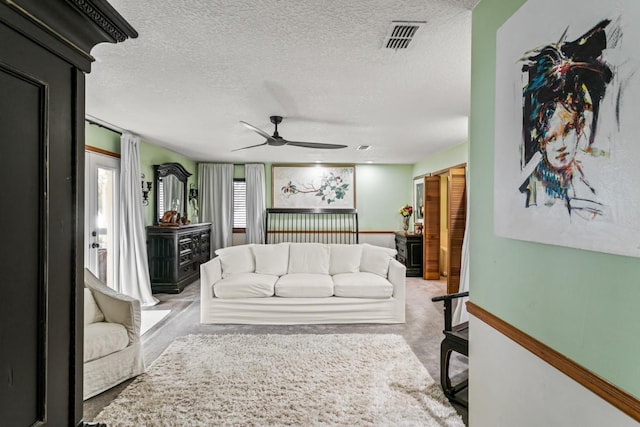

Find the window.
xmin=233 ymin=179 xmax=246 ymax=229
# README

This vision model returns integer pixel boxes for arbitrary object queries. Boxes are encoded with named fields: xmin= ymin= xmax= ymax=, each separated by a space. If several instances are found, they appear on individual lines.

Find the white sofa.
xmin=83 ymin=269 xmax=145 ymax=399
xmin=200 ymin=243 xmax=406 ymax=324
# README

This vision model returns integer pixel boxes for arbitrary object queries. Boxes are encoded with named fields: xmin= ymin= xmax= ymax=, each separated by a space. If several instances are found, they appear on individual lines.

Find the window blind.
xmin=233 ymin=180 xmax=246 ymax=229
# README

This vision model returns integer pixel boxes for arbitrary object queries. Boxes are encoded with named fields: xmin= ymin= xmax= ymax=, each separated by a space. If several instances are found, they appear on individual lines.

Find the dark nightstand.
xmin=394 ymin=231 xmax=423 ymax=277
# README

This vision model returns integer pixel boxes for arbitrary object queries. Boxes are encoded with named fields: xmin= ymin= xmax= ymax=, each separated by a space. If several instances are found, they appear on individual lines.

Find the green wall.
xmin=260 ymin=163 xmax=413 ymax=230
xmin=412 ymin=142 xmax=468 ymax=177
xmin=85 ymin=122 xmax=198 ymax=226
xmin=471 ymin=0 xmax=640 ymax=397
xmin=355 ymin=165 xmax=414 ymax=231
xmin=86 ymin=122 xmax=120 ymax=153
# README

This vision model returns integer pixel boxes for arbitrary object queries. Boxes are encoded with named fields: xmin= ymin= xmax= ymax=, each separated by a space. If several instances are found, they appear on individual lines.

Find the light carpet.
xmin=95 ymin=334 xmax=464 ymax=427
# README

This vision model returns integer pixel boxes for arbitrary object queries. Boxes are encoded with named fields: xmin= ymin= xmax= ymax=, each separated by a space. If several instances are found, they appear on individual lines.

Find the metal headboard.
xmin=265 ymin=208 xmax=359 ymax=244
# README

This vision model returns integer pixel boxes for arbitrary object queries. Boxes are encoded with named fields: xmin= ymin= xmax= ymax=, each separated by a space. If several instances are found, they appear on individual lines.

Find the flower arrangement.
xmin=399 ymin=204 xmax=413 ymax=217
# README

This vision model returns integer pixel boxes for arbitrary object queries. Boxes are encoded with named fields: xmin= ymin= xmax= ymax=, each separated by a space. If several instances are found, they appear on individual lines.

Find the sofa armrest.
xmin=83 ymin=269 xmax=141 ymax=345
xmin=201 ymin=257 xmax=222 ymax=300
xmin=387 ymin=259 xmax=406 ymax=301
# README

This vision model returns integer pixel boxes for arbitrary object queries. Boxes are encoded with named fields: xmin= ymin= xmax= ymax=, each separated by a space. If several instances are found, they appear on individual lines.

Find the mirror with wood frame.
xmin=154 ymin=162 xmax=192 ymax=224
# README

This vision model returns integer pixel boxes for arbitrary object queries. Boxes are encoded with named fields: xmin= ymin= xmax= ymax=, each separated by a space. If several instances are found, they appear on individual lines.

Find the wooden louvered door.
xmin=422 ymin=176 xmax=441 ymax=280
xmin=446 ymin=168 xmax=466 ymax=294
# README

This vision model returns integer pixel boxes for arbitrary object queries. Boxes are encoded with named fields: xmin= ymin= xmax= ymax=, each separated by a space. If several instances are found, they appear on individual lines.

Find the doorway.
xmin=85 ymin=150 xmax=120 ymax=289
xmin=422 ymin=165 xmax=467 ymax=294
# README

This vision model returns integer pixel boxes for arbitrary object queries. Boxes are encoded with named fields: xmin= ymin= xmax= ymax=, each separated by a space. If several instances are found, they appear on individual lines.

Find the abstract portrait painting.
xmin=494 ymin=0 xmax=640 ymax=257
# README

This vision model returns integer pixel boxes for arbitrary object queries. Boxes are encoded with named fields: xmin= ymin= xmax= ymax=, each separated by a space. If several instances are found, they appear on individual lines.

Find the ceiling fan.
xmin=234 ymin=116 xmax=347 ymax=151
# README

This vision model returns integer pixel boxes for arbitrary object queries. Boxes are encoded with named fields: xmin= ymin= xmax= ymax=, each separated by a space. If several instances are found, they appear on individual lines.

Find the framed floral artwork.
xmin=271 ymin=164 xmax=355 ymax=209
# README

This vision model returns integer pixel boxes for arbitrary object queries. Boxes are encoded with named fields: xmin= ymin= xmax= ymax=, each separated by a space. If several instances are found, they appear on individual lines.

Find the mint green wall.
xmin=471 ymin=0 xmax=640 ymax=397
xmin=412 ymin=142 xmax=468 ymax=177
xmin=355 ymin=165 xmax=413 ymax=230
xmin=86 ymin=122 xmax=120 ymax=153
xmin=85 ymin=122 xmax=198 ymax=226
xmin=258 ymin=163 xmax=413 ymax=230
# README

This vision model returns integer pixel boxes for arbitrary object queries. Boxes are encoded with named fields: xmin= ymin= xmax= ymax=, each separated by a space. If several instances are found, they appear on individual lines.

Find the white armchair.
xmin=83 ymin=268 xmax=145 ymax=399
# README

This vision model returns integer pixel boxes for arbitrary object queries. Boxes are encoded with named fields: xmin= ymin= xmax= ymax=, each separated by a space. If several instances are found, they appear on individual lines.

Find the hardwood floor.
xmin=84 ymin=276 xmax=469 ymax=425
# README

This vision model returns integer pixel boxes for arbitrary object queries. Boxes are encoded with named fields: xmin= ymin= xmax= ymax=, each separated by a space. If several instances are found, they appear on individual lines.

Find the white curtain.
xmin=452 ymin=166 xmax=470 ymax=325
xmin=199 ymin=163 xmax=233 ymax=254
xmin=245 ymin=164 xmax=266 ymax=244
xmin=118 ymin=133 xmax=158 ymax=307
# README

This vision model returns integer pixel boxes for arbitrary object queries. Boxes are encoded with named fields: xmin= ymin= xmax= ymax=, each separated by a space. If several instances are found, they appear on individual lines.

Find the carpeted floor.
xmin=84 ymin=276 xmax=468 ymax=425
xmin=94 ymin=334 xmax=464 ymax=427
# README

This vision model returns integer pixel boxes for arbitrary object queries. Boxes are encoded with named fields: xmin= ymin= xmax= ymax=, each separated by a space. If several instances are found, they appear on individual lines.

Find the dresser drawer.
xmin=396 ymin=243 xmax=408 ymax=259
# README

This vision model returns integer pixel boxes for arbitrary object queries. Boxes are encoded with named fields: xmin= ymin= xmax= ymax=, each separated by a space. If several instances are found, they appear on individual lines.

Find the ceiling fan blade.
xmin=231 ymin=141 xmax=268 ymax=152
xmin=239 ymin=121 xmax=274 ymax=141
xmin=285 ymin=140 xmax=348 ymax=149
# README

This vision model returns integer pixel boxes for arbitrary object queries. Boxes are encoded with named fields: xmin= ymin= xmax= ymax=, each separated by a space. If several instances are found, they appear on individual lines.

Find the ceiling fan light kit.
xmin=235 ymin=116 xmax=348 ymax=152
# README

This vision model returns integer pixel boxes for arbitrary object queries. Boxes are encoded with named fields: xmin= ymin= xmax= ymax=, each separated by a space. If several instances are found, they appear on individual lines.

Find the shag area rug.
xmin=95 ymin=334 xmax=464 ymax=427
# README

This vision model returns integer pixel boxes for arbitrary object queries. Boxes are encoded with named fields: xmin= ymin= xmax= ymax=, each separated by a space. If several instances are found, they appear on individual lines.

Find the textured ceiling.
xmin=86 ymin=0 xmax=477 ymax=164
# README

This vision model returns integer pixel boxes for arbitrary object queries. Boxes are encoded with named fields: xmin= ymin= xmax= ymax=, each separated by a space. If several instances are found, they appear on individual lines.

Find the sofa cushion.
xmin=329 ymin=244 xmax=362 ymax=275
xmin=275 ymin=273 xmax=334 ymax=297
xmin=288 ymin=243 xmax=330 ymax=274
xmin=215 ymin=244 xmax=255 ymax=278
xmin=84 ymin=288 xmax=105 ymax=325
xmin=333 ymin=272 xmax=394 ymax=298
xmin=213 ymin=273 xmax=278 ymax=298
xmin=252 ymin=243 xmax=289 ymax=276
xmin=84 ymin=322 xmax=129 ymax=363
xmin=360 ymin=244 xmax=397 ymax=278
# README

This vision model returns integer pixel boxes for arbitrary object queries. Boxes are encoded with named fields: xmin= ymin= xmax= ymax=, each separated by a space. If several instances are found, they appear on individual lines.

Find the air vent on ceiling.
xmin=382 ymin=21 xmax=426 ymax=50
xmin=357 ymin=145 xmax=371 ymax=151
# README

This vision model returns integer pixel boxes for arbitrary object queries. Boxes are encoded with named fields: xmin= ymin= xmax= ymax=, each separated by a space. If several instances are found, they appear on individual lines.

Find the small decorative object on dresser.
xmin=414 ymin=223 xmax=423 ymax=235
xmin=399 ymin=204 xmax=413 ymax=233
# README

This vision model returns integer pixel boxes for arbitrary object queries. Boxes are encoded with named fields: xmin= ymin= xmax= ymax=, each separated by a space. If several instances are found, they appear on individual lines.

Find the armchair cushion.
xmin=84 ymin=288 xmax=105 ymax=325
xmin=83 ymin=268 xmax=145 ymax=400
xmin=84 ymin=269 xmax=141 ymax=345
xmin=84 ymin=322 xmax=129 ymax=363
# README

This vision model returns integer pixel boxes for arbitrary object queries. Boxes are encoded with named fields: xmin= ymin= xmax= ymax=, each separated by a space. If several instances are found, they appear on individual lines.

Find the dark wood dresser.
xmin=147 ymin=223 xmax=211 ymax=293
xmin=394 ymin=231 xmax=424 ymax=277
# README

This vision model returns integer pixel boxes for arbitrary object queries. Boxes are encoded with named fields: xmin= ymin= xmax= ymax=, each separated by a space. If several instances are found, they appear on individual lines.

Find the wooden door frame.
xmin=421 ymin=164 xmax=467 ymax=293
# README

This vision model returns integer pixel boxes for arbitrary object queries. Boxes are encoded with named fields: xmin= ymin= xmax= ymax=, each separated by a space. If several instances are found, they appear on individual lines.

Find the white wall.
xmin=469 ymin=317 xmax=636 ymax=427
